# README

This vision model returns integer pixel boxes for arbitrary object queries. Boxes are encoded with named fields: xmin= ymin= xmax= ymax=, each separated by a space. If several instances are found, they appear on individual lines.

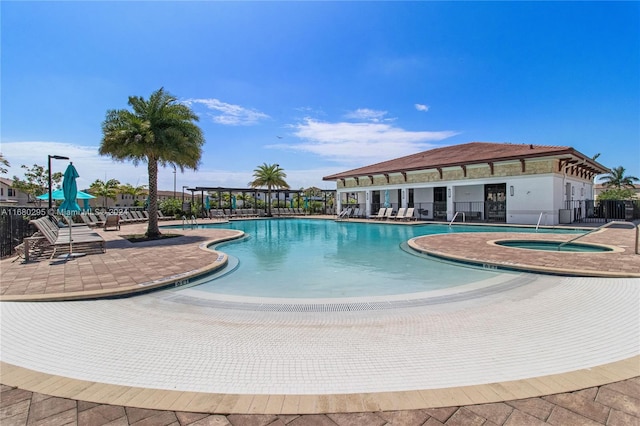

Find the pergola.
xmin=184 ymin=186 xmax=336 ymax=217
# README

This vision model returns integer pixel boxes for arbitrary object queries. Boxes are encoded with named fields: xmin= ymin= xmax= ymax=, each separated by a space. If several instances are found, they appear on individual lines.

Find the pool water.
xmin=165 ymin=220 xmax=584 ymax=298
xmin=495 ymin=240 xmax=612 ymax=252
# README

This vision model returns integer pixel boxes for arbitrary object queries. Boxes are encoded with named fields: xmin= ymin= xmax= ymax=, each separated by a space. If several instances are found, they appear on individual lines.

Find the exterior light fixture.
xmin=510 ymin=185 xmax=514 ymax=196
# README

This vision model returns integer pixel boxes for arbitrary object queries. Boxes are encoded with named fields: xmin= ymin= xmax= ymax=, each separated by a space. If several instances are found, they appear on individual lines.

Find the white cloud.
xmin=415 ymin=103 xmax=430 ymax=112
xmin=343 ymin=108 xmax=390 ymax=122
xmin=0 ymin=141 xmax=334 ymax=192
xmin=182 ymin=98 xmax=270 ymax=126
xmin=269 ymin=118 xmax=459 ymax=165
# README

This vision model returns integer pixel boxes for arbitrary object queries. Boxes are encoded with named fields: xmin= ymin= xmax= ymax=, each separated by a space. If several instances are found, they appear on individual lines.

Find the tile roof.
xmin=323 ymin=142 xmax=608 ymax=180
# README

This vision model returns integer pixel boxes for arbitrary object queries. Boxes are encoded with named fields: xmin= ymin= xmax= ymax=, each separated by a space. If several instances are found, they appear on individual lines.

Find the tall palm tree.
xmin=119 ymin=183 xmax=148 ymax=206
xmin=89 ymin=179 xmax=121 ymax=209
xmin=100 ymin=88 xmax=204 ymax=238
xmin=600 ymin=166 xmax=639 ymax=189
xmin=249 ymin=163 xmax=289 ymax=216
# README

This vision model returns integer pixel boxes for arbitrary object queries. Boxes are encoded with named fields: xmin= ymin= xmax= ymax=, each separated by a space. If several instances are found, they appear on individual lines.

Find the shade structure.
xmin=59 ymin=163 xmax=82 ymax=259
xmin=37 ymin=189 xmax=96 ymax=201
xmin=384 ymin=190 xmax=390 ymax=208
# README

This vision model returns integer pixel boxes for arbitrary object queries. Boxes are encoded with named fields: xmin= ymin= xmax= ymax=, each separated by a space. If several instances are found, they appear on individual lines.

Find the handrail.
xmin=536 ymin=212 xmax=546 ymax=232
xmin=449 ymin=211 xmax=465 ymax=226
xmin=558 ymin=220 xmax=639 ymax=254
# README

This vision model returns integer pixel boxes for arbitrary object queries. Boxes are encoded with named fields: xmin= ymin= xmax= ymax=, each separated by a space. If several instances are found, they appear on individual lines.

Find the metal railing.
xmin=558 ymin=221 xmax=639 ymax=254
xmin=449 ymin=212 xmax=465 ymax=226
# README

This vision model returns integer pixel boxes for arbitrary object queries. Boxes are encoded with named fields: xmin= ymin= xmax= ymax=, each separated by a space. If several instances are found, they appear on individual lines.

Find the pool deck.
xmin=1 ymin=217 xmax=639 ymax=425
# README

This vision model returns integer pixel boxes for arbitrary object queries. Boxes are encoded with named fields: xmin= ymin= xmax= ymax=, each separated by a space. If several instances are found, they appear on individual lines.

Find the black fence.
xmin=564 ymin=199 xmax=640 ymax=223
xmin=0 ymin=206 xmax=49 ymax=259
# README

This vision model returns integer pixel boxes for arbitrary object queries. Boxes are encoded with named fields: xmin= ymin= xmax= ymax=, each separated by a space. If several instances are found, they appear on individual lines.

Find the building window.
xmin=8 ymin=188 xmax=15 ymax=196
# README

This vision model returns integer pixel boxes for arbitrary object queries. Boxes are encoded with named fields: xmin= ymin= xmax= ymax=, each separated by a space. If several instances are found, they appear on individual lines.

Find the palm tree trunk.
xmin=146 ymin=159 xmax=161 ymax=238
xmin=267 ymin=187 xmax=272 ymax=216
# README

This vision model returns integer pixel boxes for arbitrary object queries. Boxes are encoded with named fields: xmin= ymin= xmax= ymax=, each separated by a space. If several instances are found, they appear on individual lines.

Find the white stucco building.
xmin=323 ymin=142 xmax=609 ymax=225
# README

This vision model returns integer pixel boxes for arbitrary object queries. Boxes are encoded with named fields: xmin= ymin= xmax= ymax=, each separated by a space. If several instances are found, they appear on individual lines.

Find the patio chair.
xmin=103 ymin=214 xmax=120 ymax=231
xmin=392 ymin=207 xmax=406 ymax=220
xmin=384 ymin=208 xmax=395 ymax=220
xmin=371 ymin=208 xmax=387 ymax=220
xmin=29 ymin=217 xmax=105 ymax=259
xmin=404 ymin=207 xmax=417 ymax=221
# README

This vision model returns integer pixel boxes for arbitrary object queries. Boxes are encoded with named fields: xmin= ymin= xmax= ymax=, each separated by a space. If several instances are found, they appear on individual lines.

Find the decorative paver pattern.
xmin=2 ymin=379 xmax=639 ymax=425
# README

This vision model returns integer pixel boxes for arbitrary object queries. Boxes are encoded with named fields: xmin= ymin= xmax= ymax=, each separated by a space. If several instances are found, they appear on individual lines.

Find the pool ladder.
xmin=558 ymin=220 xmax=639 ymax=254
xmin=448 ymin=212 xmax=465 ymax=226
xmin=182 ymin=215 xmax=198 ymax=229
xmin=535 ymin=212 xmax=547 ymax=231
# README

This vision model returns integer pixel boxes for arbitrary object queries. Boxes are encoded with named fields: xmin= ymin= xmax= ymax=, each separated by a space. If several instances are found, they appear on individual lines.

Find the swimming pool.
xmin=164 ymin=220 xmax=584 ymax=298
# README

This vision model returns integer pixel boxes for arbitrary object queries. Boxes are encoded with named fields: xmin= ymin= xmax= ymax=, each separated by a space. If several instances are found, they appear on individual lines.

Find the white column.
xmin=365 ymin=190 xmax=371 ymax=217
xmin=447 ymin=186 xmax=455 ymax=221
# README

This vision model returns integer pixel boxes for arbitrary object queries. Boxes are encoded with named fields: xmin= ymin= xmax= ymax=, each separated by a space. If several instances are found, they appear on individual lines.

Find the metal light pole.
xmin=48 ymin=155 xmax=69 ymax=211
xmin=173 ymin=165 xmax=177 ymax=198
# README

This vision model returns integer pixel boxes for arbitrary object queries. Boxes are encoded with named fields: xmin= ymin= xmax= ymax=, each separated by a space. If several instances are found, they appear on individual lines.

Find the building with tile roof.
xmin=323 ymin=142 xmax=610 ymax=225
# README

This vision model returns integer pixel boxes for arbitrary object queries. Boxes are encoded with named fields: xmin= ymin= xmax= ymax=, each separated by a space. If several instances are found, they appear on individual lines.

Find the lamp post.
xmin=48 ymin=155 xmax=69 ymax=211
xmin=182 ymin=186 xmax=189 ymax=203
xmin=173 ymin=165 xmax=177 ymax=198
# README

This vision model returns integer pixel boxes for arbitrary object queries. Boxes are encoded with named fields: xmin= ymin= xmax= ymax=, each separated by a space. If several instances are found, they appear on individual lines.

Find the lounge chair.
xmin=80 ymin=213 xmax=99 ymax=228
xmin=103 ymin=214 xmax=120 ymax=231
xmin=392 ymin=207 xmax=406 ymax=220
xmin=29 ymin=217 xmax=105 ymax=258
xmin=371 ymin=208 xmax=387 ymax=220
xmin=337 ymin=208 xmax=352 ymax=219
xmin=384 ymin=208 xmax=395 ymax=220
xmin=404 ymin=207 xmax=416 ymax=221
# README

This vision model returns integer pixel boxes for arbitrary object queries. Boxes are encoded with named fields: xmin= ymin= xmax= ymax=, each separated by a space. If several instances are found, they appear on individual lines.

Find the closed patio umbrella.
xmin=384 ymin=190 xmax=390 ymax=208
xmin=58 ymin=163 xmax=83 ymax=259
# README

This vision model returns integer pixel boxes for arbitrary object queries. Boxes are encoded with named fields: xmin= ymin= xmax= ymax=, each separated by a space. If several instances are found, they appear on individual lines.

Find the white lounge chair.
xmin=384 ymin=208 xmax=395 ymax=220
xmin=404 ymin=207 xmax=416 ymax=221
xmin=392 ymin=207 xmax=406 ymax=220
xmin=370 ymin=208 xmax=386 ymax=220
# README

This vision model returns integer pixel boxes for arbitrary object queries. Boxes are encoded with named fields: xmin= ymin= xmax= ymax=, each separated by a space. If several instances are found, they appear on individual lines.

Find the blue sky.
xmin=2 ymin=1 xmax=638 ymax=192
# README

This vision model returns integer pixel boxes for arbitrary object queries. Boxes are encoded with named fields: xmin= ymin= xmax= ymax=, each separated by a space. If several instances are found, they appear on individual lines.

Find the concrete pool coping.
xmin=1 ymin=218 xmax=639 ymax=419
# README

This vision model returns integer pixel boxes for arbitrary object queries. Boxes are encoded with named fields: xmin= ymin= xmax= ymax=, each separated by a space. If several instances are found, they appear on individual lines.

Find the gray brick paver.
xmin=225 ymin=414 xmax=279 ymax=426
xmin=326 ymin=412 xmax=387 ymax=426
xmin=605 ymin=409 xmax=640 ymax=426
xmin=26 ymin=396 xmax=76 ymax=424
xmin=595 ymin=388 xmax=640 ymax=418
xmin=543 ymin=393 xmax=610 ymax=424
xmin=377 ymin=409 xmax=431 ymax=425
xmin=546 ymin=406 xmax=603 ymax=426
xmin=465 ymin=402 xmax=513 ymax=424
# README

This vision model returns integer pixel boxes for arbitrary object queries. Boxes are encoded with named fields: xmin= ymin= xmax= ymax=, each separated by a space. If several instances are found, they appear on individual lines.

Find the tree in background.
xmin=119 ymin=183 xmax=148 ymax=206
xmin=600 ymin=166 xmax=639 ymax=189
xmin=249 ymin=163 xmax=289 ymax=216
xmin=100 ymin=87 xmax=204 ymax=238
xmin=0 ymin=153 xmax=9 ymax=175
xmin=11 ymin=164 xmax=63 ymax=205
xmin=89 ymin=179 xmax=121 ymax=209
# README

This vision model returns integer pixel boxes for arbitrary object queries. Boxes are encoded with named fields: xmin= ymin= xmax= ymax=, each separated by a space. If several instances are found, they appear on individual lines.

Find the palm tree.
xmin=100 ymin=88 xmax=204 ymax=238
xmin=119 ymin=183 xmax=148 ymax=206
xmin=600 ymin=166 xmax=639 ymax=189
xmin=89 ymin=179 xmax=121 ymax=209
xmin=249 ymin=163 xmax=289 ymax=216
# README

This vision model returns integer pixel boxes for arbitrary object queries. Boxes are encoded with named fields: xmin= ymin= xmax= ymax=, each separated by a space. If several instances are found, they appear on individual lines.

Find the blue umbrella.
xmin=383 ymin=190 xmax=390 ymax=208
xmin=37 ymin=189 xmax=95 ymax=201
xmin=59 ymin=163 xmax=82 ymax=258
xmin=304 ymin=197 xmax=309 ymax=210
xmin=231 ymin=195 xmax=237 ymax=209
xmin=204 ymin=195 xmax=210 ymax=210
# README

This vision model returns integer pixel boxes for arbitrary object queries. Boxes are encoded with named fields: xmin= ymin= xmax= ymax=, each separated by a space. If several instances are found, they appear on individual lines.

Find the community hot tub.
xmin=494 ymin=240 xmax=614 ymax=253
